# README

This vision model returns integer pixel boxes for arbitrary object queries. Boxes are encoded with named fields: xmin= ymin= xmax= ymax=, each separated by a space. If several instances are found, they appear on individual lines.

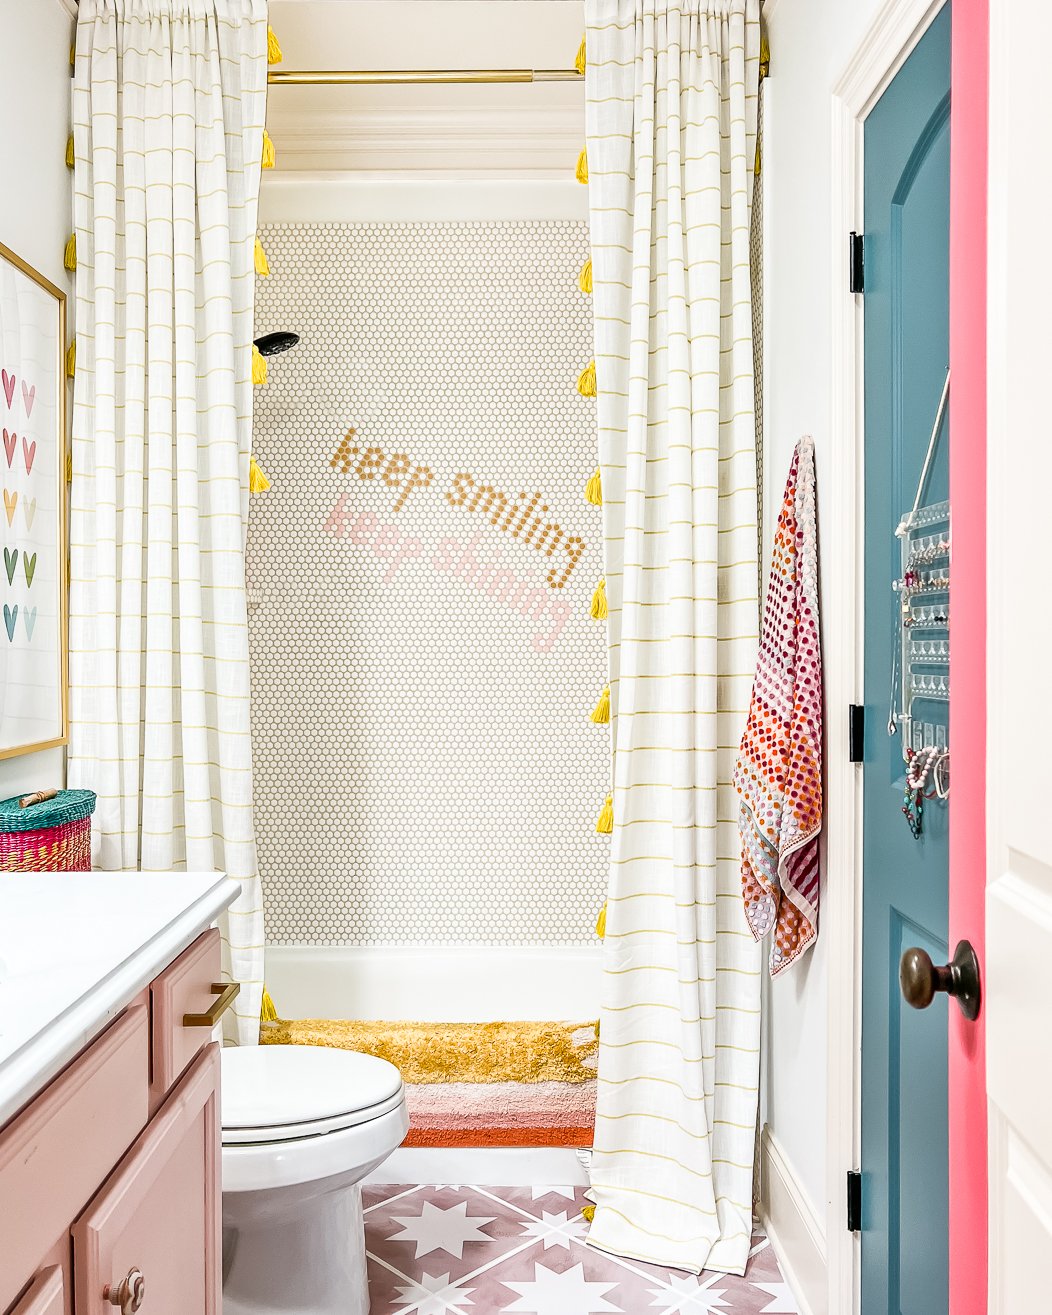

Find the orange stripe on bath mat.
xmin=404 ymin=1125 xmax=595 ymax=1149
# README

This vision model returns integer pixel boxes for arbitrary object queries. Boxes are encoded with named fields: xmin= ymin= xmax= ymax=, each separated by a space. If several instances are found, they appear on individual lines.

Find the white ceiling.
xmin=265 ymin=0 xmax=586 ymax=173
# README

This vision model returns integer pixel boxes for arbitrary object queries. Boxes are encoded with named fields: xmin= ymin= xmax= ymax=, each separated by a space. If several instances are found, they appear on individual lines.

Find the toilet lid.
xmin=222 ymin=1045 xmax=403 ymax=1143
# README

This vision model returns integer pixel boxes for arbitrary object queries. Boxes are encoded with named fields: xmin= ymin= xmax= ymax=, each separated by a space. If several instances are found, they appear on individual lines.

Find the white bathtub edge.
xmin=263 ymin=944 xmax=603 ymax=1023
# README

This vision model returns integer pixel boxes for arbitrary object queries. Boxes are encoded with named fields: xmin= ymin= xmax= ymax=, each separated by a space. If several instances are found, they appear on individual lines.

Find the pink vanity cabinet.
xmin=0 ymin=927 xmax=232 ymax=1315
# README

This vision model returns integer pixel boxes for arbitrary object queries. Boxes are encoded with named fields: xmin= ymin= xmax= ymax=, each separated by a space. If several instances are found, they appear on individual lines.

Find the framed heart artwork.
xmin=0 ymin=240 xmax=68 ymax=758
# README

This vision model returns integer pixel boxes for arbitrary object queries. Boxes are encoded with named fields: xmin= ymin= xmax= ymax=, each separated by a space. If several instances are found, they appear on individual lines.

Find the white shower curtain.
xmin=67 ymin=0 xmax=268 ymax=1044
xmin=585 ymin=0 xmax=763 ymax=1275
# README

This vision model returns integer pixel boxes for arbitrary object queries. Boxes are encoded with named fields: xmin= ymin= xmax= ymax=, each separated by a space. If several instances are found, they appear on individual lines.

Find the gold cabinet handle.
xmin=183 ymin=981 xmax=240 ymax=1028
xmin=105 ymin=1266 xmax=145 ymax=1313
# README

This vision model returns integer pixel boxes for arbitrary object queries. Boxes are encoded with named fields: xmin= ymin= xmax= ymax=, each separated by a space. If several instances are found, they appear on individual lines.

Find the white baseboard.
xmin=758 ymin=1126 xmax=828 ymax=1315
xmin=365 ymin=1146 xmax=591 ymax=1187
xmin=264 ymin=944 xmax=603 ymax=1022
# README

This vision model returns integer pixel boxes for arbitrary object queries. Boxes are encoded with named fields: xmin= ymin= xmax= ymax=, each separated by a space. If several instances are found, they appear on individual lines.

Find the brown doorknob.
xmin=899 ymin=940 xmax=981 ymax=1021
xmin=105 ymin=1267 xmax=145 ymax=1313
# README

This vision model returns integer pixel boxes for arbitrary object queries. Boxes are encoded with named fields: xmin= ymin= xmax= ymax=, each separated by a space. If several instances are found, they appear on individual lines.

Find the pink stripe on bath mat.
xmin=402 ymin=1078 xmax=596 ymax=1147
xmin=407 ymin=1079 xmax=596 ymax=1129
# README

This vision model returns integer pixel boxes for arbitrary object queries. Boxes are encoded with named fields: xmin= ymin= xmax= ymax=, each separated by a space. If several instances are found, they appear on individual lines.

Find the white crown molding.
xmin=266 ymin=105 xmax=582 ymax=173
xmin=833 ymin=0 xmax=946 ymax=113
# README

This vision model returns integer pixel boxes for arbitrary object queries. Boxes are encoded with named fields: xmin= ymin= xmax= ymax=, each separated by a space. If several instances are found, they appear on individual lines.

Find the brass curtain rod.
xmin=268 ymin=68 xmax=583 ymax=86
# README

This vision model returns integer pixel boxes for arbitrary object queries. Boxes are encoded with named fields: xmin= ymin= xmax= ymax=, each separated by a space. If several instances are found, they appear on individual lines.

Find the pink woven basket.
xmin=0 ymin=818 xmax=91 ymax=871
xmin=0 ymin=789 xmax=96 ymax=872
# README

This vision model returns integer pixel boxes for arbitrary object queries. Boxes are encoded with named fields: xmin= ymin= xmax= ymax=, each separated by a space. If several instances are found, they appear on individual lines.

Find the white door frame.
xmin=825 ymin=2 xmax=948 ymax=1311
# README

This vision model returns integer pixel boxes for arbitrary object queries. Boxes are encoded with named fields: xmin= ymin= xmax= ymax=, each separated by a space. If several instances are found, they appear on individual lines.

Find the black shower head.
xmin=254 ymin=331 xmax=301 ymax=357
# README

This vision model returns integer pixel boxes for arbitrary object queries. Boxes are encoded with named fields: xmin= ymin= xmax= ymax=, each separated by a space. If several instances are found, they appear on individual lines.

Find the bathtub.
xmin=262 ymin=944 xmax=603 ymax=1023
xmin=262 ymin=944 xmax=602 ymax=1185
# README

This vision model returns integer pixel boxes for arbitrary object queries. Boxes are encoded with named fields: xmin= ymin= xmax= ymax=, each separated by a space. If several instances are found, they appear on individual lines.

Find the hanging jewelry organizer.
xmin=891 ymin=370 xmax=950 ymax=835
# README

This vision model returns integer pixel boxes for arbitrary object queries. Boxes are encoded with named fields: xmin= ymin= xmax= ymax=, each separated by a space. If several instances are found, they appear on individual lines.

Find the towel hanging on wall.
xmin=734 ymin=435 xmax=824 ymax=976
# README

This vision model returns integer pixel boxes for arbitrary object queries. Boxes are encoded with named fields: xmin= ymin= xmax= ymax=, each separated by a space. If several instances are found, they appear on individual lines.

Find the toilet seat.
xmin=222 ymin=1044 xmax=404 ymax=1145
xmin=220 ymin=1046 xmax=409 ymax=1315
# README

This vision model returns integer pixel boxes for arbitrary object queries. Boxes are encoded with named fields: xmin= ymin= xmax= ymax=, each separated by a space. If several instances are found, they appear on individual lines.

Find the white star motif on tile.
xmin=646 ymin=1274 xmax=731 ymax=1313
xmin=754 ymin=1281 xmax=798 ymax=1312
xmin=530 ymin=1184 xmax=579 ymax=1201
xmin=517 ymin=1210 xmax=586 ymax=1251
xmin=503 ymin=1261 xmax=622 ymax=1314
xmin=391 ymin=1271 xmax=475 ymax=1315
xmin=390 ymin=1201 xmax=496 ymax=1259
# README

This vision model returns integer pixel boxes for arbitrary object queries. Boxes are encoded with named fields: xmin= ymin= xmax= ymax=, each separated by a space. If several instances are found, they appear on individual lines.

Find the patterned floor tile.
xmin=363 ymin=1185 xmax=798 ymax=1315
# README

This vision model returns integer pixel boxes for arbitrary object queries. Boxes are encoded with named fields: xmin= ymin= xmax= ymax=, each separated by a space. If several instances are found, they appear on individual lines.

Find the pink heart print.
xmin=21 ymin=437 xmax=35 ymax=475
xmin=21 ymin=382 xmax=34 ymax=417
xmin=2 ymin=430 xmax=15 ymax=468
xmin=1 ymin=371 xmax=14 ymax=410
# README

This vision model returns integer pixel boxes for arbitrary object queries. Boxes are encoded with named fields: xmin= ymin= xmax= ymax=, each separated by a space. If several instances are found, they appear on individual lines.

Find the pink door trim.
xmin=948 ymin=1 xmax=989 ymax=1308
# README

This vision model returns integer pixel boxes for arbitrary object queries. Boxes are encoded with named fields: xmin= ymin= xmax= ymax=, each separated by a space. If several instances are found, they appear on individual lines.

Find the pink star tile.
xmin=363 ymin=1185 xmax=797 ymax=1315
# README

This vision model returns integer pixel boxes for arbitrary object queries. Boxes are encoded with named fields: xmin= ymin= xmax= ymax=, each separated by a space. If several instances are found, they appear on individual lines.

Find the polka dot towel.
xmin=733 ymin=436 xmax=823 ymax=976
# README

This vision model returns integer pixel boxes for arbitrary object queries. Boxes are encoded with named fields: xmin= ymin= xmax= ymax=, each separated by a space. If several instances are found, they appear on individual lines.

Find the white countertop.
xmin=0 ymin=872 xmax=241 ymax=1126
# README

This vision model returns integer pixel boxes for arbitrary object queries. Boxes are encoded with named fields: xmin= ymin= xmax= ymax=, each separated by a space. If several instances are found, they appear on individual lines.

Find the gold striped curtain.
xmin=583 ymin=0 xmax=763 ymax=1276
xmin=67 ymin=0 xmax=269 ymax=1043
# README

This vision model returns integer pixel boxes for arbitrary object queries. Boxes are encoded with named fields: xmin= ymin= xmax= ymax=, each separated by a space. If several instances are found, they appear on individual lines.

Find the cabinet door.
xmin=8 ymin=1267 xmax=64 ymax=1315
xmin=0 ymin=1005 xmax=149 ymax=1309
xmin=72 ymin=1044 xmax=220 ymax=1314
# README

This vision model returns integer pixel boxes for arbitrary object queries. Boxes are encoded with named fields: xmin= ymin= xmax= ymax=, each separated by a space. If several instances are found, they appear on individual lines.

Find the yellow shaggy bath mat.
xmin=262 ymin=1018 xmax=598 ymax=1148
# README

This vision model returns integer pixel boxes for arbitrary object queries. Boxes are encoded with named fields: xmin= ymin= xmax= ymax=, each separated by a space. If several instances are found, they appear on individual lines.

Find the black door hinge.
xmin=847 ymin=1170 xmax=862 ymax=1232
xmin=849 ymin=232 xmax=865 ymax=294
xmin=849 ymin=704 xmax=865 ymax=763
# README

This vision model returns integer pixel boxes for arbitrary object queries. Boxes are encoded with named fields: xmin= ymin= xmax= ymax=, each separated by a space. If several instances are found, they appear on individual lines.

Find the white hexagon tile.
xmin=248 ymin=221 xmax=610 ymax=947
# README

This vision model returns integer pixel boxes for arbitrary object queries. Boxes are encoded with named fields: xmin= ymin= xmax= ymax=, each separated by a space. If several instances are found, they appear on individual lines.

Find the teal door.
xmin=861 ymin=9 xmax=951 ymax=1315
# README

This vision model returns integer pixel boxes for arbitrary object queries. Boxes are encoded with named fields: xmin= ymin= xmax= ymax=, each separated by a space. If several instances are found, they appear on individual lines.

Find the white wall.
xmin=762 ymin=0 xmax=884 ymax=1231
xmin=0 ymin=0 xmax=74 ymax=798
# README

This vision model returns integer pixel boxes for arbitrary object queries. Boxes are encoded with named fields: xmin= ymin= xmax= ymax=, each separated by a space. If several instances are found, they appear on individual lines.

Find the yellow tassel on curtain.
xmin=254 ymin=235 xmax=270 ymax=276
xmin=575 ymin=35 xmax=587 ymax=76
xmin=251 ymin=344 xmax=268 ymax=386
xmin=66 ymin=134 xmax=74 ymax=168
xmin=63 ymin=234 xmax=77 ymax=271
xmin=575 ymin=146 xmax=589 ymax=184
xmin=577 ymin=360 xmax=596 ymax=398
xmin=261 ymin=987 xmax=278 ymax=1022
xmin=591 ymin=684 xmax=610 ymax=725
xmin=595 ymin=901 xmax=607 ymax=938
xmin=581 ymin=1203 xmax=596 ymax=1223
xmin=65 ymin=339 xmax=76 ymax=378
xmin=595 ymin=794 xmax=613 ymax=834
xmin=69 ymin=43 xmax=75 ymax=67
xmin=590 ymin=576 xmax=607 ymax=620
xmin=65 ymin=451 xmax=72 ymax=483
xmin=262 ymin=130 xmax=276 ymax=169
xmin=585 ymin=465 xmax=602 ymax=506
xmin=578 ymin=258 xmax=592 ymax=295
xmin=756 ymin=35 xmax=771 ymax=176
xmin=249 ymin=457 xmax=271 ymax=492
xmin=267 ymin=26 xmax=283 ymax=65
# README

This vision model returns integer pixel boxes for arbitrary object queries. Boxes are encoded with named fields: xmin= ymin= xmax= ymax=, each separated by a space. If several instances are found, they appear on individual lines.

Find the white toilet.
xmin=220 ymin=1044 xmax=409 ymax=1315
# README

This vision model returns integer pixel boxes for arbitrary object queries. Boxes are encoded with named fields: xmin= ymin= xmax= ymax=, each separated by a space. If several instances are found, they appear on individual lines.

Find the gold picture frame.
xmin=0 ymin=240 xmax=68 ymax=759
